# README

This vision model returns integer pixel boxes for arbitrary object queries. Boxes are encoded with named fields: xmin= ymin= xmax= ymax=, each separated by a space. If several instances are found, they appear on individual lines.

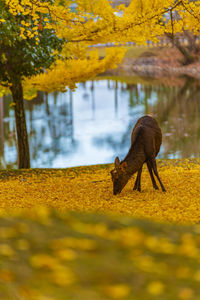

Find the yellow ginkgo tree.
xmin=0 ymin=0 xmax=126 ymax=168
xmin=0 ymin=0 xmax=200 ymax=168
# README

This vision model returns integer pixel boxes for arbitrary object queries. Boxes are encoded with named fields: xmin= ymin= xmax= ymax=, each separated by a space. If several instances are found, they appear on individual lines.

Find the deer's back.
xmin=131 ymin=115 xmax=162 ymax=157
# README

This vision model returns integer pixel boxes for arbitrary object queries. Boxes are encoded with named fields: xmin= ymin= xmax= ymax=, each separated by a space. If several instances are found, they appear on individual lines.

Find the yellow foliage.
xmin=2 ymin=0 xmax=200 ymax=96
xmin=50 ymin=266 xmax=76 ymax=286
xmin=55 ymin=249 xmax=77 ymax=261
xmin=103 ymin=284 xmax=131 ymax=299
xmin=0 ymin=244 xmax=15 ymax=257
xmin=4 ymin=0 xmax=200 ymax=44
xmin=178 ymin=288 xmax=194 ymax=300
xmin=25 ymin=47 xmax=126 ymax=93
xmin=3 ymin=0 xmax=200 ymax=49
xmin=147 ymin=280 xmax=165 ymax=295
xmin=0 ymin=85 xmax=9 ymax=97
xmin=30 ymin=254 xmax=60 ymax=269
xmin=16 ymin=239 xmax=30 ymax=251
xmin=0 ymin=269 xmax=15 ymax=282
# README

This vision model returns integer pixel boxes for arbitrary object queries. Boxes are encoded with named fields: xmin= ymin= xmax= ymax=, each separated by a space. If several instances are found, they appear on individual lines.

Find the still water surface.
xmin=1 ymin=78 xmax=200 ymax=169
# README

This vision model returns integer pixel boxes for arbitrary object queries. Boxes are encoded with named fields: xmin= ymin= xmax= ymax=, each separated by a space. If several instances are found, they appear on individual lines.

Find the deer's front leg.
xmin=133 ymin=167 xmax=142 ymax=192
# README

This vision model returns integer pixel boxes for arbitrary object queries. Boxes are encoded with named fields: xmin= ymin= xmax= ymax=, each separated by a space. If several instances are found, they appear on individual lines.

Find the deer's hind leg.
xmin=133 ymin=172 xmax=139 ymax=191
xmin=133 ymin=166 xmax=143 ymax=192
xmin=151 ymin=158 xmax=166 ymax=192
xmin=147 ymin=160 xmax=159 ymax=190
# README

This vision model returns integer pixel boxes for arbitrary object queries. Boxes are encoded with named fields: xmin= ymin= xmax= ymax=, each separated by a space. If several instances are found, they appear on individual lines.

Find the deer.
xmin=110 ymin=115 xmax=166 ymax=195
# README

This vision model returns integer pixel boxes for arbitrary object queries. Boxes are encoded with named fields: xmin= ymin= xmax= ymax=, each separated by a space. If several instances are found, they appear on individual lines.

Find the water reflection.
xmin=1 ymin=78 xmax=200 ymax=169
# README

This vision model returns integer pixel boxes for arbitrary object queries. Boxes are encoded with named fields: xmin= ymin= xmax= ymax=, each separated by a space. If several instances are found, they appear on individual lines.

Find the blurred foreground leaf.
xmin=0 ymin=209 xmax=200 ymax=300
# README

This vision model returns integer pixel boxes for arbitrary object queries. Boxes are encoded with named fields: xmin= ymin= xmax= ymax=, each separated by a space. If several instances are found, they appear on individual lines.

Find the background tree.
xmin=0 ymin=0 xmax=63 ymax=168
xmin=1 ymin=0 xmax=200 ymax=168
xmin=164 ymin=0 xmax=200 ymax=65
xmin=0 ymin=0 xmax=125 ymax=168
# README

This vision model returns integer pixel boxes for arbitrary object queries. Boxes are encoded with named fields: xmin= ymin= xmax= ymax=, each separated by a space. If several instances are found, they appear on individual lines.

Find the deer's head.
xmin=110 ymin=157 xmax=129 ymax=195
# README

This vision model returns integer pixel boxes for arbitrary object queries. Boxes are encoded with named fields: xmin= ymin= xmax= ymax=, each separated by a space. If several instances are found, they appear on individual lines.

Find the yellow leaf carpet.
xmin=0 ymin=159 xmax=200 ymax=224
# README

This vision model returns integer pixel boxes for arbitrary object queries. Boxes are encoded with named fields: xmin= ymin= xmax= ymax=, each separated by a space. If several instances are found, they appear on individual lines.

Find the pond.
xmin=1 ymin=77 xmax=200 ymax=169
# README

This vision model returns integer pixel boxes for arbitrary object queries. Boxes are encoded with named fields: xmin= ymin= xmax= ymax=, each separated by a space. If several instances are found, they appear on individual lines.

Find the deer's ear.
xmin=114 ymin=156 xmax=120 ymax=168
xmin=121 ymin=161 xmax=127 ymax=171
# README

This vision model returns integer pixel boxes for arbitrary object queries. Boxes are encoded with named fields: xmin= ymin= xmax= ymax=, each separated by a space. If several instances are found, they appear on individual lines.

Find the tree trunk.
xmin=166 ymin=33 xmax=196 ymax=65
xmin=175 ymin=41 xmax=196 ymax=65
xmin=0 ymin=97 xmax=6 ymax=168
xmin=10 ymin=81 xmax=30 ymax=168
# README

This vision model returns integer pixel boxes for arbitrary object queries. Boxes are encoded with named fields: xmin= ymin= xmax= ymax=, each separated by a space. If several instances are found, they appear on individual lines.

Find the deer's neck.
xmin=123 ymin=145 xmax=145 ymax=176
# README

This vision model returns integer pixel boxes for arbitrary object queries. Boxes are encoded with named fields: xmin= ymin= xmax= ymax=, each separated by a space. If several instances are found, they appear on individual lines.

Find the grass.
xmin=88 ymin=45 xmax=159 ymax=59
xmin=123 ymin=45 xmax=159 ymax=59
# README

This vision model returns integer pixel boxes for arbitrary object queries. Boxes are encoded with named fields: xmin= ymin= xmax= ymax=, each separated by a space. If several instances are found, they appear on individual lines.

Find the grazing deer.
xmin=110 ymin=115 xmax=166 ymax=195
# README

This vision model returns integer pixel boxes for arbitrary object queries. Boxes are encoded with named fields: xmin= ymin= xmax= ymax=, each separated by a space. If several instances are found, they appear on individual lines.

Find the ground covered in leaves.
xmin=1 ymin=209 xmax=200 ymax=300
xmin=0 ymin=159 xmax=200 ymax=224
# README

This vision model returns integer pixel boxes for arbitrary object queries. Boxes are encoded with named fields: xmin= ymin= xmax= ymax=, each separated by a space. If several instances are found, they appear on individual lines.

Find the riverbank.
xmin=1 ymin=158 xmax=200 ymax=224
xmin=102 ymin=47 xmax=200 ymax=83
